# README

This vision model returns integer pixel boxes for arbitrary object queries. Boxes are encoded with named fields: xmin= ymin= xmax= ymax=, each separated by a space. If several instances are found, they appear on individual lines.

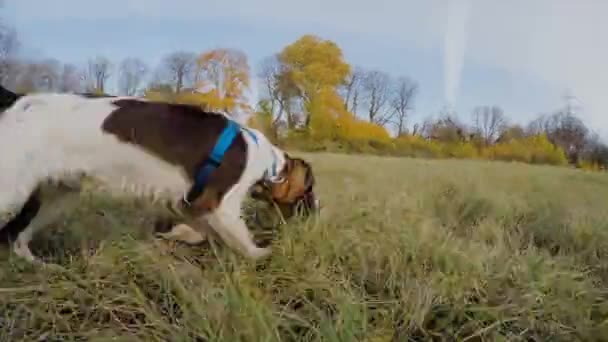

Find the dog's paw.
xmin=156 ymin=223 xmax=208 ymax=245
xmin=247 ymin=246 xmax=272 ymax=260
xmin=13 ymin=241 xmax=37 ymax=263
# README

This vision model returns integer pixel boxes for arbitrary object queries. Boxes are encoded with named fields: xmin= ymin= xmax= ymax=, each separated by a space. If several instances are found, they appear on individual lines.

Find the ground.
xmin=1 ymin=153 xmax=608 ymax=341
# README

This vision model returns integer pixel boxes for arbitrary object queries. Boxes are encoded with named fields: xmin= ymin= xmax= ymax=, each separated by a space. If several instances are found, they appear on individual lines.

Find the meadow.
xmin=1 ymin=152 xmax=608 ymax=341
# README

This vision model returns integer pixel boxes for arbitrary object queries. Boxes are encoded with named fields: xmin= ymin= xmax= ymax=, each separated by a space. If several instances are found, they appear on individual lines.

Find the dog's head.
xmin=251 ymin=153 xmax=320 ymax=220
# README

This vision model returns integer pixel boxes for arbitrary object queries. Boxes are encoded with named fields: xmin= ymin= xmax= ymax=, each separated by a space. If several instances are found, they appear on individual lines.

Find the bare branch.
xmin=361 ymin=69 xmax=393 ymax=126
xmin=471 ymin=105 xmax=507 ymax=145
xmin=390 ymin=76 xmax=418 ymax=136
xmin=341 ymin=66 xmax=364 ymax=113
xmin=87 ymin=56 xmax=113 ymax=93
xmin=159 ymin=51 xmax=196 ymax=93
xmin=0 ymin=23 xmax=19 ymax=85
xmin=118 ymin=57 xmax=148 ymax=96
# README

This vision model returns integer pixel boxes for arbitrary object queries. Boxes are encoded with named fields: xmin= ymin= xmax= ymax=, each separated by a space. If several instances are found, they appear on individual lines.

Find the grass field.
xmin=1 ymin=152 xmax=608 ymax=341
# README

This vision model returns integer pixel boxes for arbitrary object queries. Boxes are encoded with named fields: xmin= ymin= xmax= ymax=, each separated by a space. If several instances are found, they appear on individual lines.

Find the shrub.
xmin=441 ymin=142 xmax=479 ymax=159
xmin=482 ymin=134 xmax=568 ymax=166
xmin=394 ymin=135 xmax=443 ymax=158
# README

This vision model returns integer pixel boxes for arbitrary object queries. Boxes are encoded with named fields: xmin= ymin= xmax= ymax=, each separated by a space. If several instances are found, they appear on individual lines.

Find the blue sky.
xmin=5 ymin=0 xmax=607 ymax=138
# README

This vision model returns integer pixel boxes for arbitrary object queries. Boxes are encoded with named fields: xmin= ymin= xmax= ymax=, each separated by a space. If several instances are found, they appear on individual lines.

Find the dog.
xmin=0 ymin=85 xmax=319 ymax=262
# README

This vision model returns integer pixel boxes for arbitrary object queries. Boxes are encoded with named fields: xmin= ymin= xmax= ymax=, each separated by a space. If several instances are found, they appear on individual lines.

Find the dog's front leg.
xmin=204 ymin=210 xmax=270 ymax=260
xmin=200 ymin=185 xmax=271 ymax=260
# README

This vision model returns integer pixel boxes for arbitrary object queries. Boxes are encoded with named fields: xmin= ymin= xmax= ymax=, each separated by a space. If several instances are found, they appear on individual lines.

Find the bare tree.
xmin=390 ymin=76 xmax=418 ymax=136
xmin=36 ymin=58 xmax=61 ymax=91
xmin=425 ymin=109 xmax=469 ymax=143
xmin=495 ymin=124 xmax=526 ymax=143
xmin=59 ymin=63 xmax=84 ymax=93
xmin=257 ymin=55 xmax=284 ymax=126
xmin=159 ymin=51 xmax=196 ymax=93
xmin=0 ymin=23 xmax=18 ymax=85
xmin=118 ymin=57 xmax=148 ymax=96
xmin=341 ymin=66 xmax=364 ymax=113
xmin=361 ymin=69 xmax=393 ymax=125
xmin=87 ymin=56 xmax=112 ymax=93
xmin=546 ymin=111 xmax=588 ymax=163
xmin=527 ymin=96 xmax=590 ymax=163
xmin=472 ymin=105 xmax=507 ymax=145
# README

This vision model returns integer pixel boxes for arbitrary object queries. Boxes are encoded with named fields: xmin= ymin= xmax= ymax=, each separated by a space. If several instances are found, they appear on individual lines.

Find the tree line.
xmin=1 ymin=19 xmax=607 ymax=170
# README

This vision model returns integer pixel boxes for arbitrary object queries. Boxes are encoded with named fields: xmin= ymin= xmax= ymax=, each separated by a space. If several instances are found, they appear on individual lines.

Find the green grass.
xmin=2 ymin=153 xmax=608 ymax=341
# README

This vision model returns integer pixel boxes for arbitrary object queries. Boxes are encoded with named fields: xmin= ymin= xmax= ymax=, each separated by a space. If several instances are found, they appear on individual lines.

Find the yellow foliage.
xmin=304 ymin=88 xmax=391 ymax=151
xmin=442 ymin=142 xmax=479 ymax=159
xmin=576 ymin=160 xmax=603 ymax=172
xmin=482 ymin=134 xmax=568 ymax=166
xmin=394 ymin=135 xmax=443 ymax=158
xmin=278 ymin=34 xmax=351 ymax=100
xmin=195 ymin=48 xmax=252 ymax=114
xmin=142 ymin=90 xmax=169 ymax=102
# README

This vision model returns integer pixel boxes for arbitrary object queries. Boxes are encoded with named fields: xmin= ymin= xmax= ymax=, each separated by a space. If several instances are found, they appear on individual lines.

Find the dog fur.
xmin=0 ymin=86 xmax=318 ymax=262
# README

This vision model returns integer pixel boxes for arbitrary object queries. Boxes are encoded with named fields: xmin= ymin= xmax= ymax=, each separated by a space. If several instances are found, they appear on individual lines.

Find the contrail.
xmin=443 ymin=0 xmax=472 ymax=107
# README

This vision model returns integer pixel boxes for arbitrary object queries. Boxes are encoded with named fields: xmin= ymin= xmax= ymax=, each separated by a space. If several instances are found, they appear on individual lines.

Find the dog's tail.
xmin=0 ymin=85 xmax=21 ymax=112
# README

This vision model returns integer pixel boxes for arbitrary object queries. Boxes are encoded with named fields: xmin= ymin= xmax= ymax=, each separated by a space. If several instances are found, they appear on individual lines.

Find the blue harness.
xmin=183 ymin=119 xmax=270 ymax=206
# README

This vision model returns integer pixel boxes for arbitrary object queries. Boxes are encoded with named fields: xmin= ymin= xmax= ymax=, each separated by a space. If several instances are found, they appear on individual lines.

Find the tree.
xmin=390 ymin=76 xmax=418 ymax=136
xmin=118 ymin=57 xmax=148 ymax=96
xmin=59 ymin=63 xmax=84 ymax=93
xmin=472 ymin=105 xmax=507 ymax=145
xmin=581 ymin=131 xmax=608 ymax=168
xmin=257 ymin=54 xmax=289 ymax=129
xmin=425 ymin=109 xmax=469 ymax=143
xmin=495 ymin=124 xmax=526 ymax=143
xmin=36 ymin=58 xmax=61 ymax=91
xmin=546 ymin=111 xmax=588 ymax=163
xmin=361 ymin=69 xmax=392 ymax=125
xmin=195 ymin=48 xmax=251 ymax=114
xmin=276 ymin=34 xmax=351 ymax=128
xmin=159 ymin=51 xmax=196 ymax=93
xmin=0 ymin=22 xmax=18 ymax=85
xmin=341 ymin=66 xmax=364 ymax=113
xmin=86 ymin=56 xmax=112 ymax=93
xmin=527 ymin=96 xmax=590 ymax=163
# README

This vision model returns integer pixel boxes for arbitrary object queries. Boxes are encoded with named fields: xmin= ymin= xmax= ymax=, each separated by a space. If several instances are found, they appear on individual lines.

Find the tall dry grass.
xmin=2 ymin=153 xmax=608 ymax=341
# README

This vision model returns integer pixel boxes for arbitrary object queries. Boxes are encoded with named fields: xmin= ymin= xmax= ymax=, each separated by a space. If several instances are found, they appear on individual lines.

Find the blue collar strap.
xmin=183 ymin=119 xmax=242 ymax=206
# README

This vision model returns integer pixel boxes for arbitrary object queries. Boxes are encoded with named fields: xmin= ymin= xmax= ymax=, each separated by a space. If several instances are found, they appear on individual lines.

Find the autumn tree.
xmin=276 ymin=34 xmax=351 ymax=128
xmin=86 ymin=56 xmax=112 ymax=93
xmin=390 ymin=76 xmax=418 ymax=136
xmin=472 ymin=105 xmax=507 ymax=145
xmin=159 ymin=51 xmax=196 ymax=93
xmin=194 ymin=48 xmax=251 ymax=115
xmin=118 ymin=57 xmax=148 ymax=96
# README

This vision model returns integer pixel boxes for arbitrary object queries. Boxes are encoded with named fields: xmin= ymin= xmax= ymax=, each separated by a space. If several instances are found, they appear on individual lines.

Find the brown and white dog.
xmin=0 ymin=86 xmax=319 ymax=262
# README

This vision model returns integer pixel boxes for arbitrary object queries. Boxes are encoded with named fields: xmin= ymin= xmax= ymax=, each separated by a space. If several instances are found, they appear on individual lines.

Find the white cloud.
xmin=12 ymin=0 xmax=608 ymax=138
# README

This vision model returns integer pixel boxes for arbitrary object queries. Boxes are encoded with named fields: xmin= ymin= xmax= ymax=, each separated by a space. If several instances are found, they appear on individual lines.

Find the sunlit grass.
xmin=1 ymin=153 xmax=608 ymax=341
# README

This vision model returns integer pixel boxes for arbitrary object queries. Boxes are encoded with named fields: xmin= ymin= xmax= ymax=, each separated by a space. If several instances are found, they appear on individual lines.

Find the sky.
xmin=5 ymin=0 xmax=608 ymax=139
